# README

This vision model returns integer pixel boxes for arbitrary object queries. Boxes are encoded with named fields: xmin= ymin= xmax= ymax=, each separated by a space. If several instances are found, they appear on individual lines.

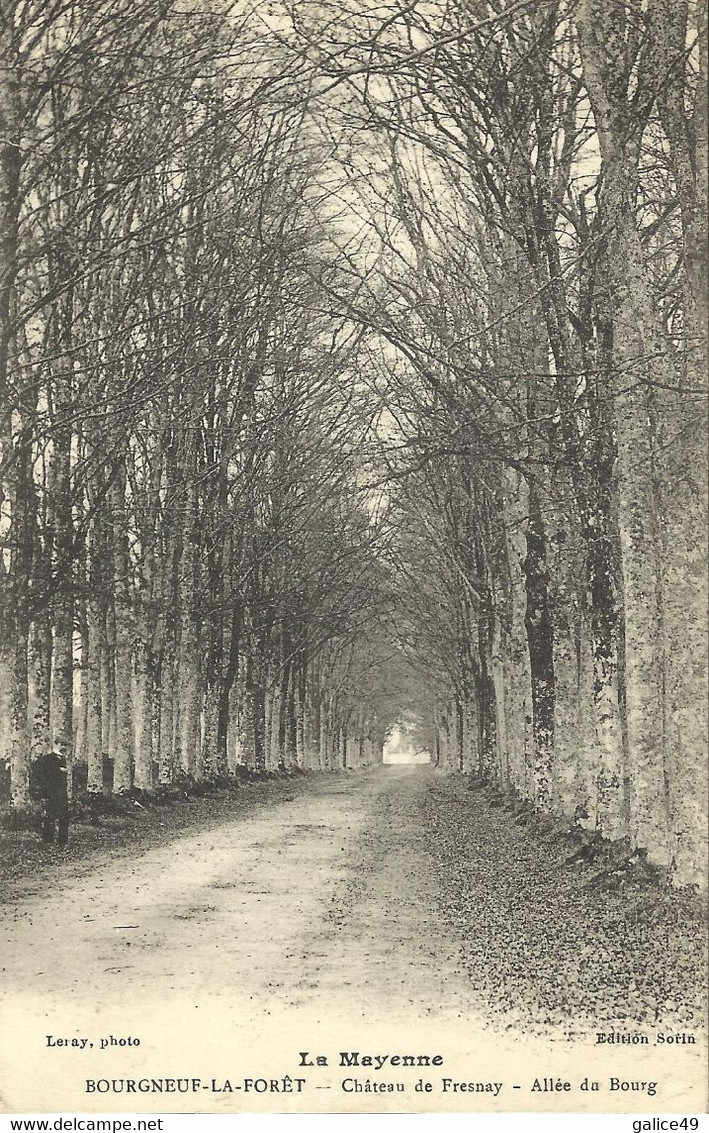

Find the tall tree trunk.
xmin=29 ymin=616 xmax=52 ymax=761
xmin=653 ymin=0 xmax=709 ymax=885
xmin=0 ymin=16 xmax=22 ymax=795
xmin=522 ymin=480 xmax=555 ymax=811
xmin=48 ymin=408 xmax=74 ymax=759
xmin=133 ymin=642 xmax=153 ymax=790
xmin=85 ymin=586 xmax=104 ymax=793
xmin=8 ymin=429 xmax=33 ymax=806
xmin=176 ymin=475 xmax=201 ymax=778
xmin=578 ymin=3 xmax=670 ymax=866
xmin=100 ymin=605 xmax=116 ymax=776
xmin=109 ymin=472 xmax=134 ymax=793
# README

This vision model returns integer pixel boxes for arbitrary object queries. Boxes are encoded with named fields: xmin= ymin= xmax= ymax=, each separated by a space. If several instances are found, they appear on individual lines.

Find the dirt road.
xmin=1 ymin=767 xmax=470 ymax=1023
xmin=1 ymin=766 xmax=705 ymax=1113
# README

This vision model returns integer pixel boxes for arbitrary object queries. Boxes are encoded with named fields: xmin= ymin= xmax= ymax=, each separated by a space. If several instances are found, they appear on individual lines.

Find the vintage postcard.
xmin=0 ymin=0 xmax=706 ymax=1118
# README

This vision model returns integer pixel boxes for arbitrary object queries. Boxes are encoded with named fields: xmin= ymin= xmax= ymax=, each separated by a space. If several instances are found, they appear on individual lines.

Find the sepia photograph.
xmin=0 ymin=0 xmax=707 ymax=1119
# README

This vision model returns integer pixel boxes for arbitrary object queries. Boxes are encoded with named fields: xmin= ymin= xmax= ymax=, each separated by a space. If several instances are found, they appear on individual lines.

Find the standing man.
xmin=30 ymin=742 xmax=70 ymax=846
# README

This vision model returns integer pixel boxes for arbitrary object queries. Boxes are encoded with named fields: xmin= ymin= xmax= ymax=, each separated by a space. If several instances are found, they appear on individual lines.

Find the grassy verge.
xmin=426 ymin=774 xmax=707 ymax=1035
